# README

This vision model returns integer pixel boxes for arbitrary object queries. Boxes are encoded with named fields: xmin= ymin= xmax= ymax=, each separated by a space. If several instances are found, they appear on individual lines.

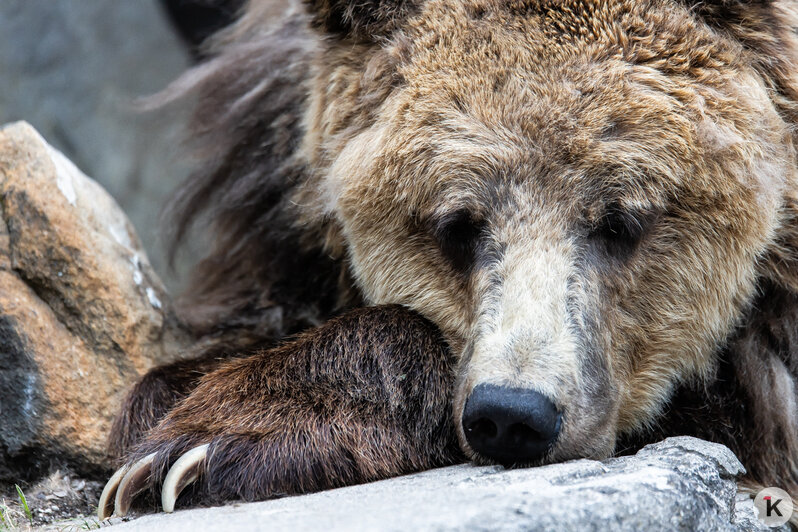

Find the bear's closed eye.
xmin=431 ymin=209 xmax=486 ymax=274
xmin=587 ymin=205 xmax=658 ymax=260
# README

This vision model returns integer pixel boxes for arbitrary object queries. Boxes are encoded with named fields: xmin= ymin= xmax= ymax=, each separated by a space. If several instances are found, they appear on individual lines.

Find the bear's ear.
xmin=689 ymin=1 xmax=798 ymax=295
xmin=683 ymin=0 xmax=798 ymax=96
xmin=304 ymin=0 xmax=419 ymax=40
xmin=683 ymin=0 xmax=790 ymax=35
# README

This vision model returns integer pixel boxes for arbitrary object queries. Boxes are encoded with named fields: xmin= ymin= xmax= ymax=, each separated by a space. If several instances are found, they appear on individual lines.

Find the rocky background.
xmin=0 ymin=0 xmax=192 ymax=290
xmin=0 ymin=121 xmax=192 ymax=528
xmin=0 ymin=122 xmax=190 ymax=482
xmin=0 ymin=2 xmax=201 ymax=525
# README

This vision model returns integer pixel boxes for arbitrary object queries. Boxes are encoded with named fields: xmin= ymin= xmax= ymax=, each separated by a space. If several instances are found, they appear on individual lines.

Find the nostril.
xmin=506 ymin=423 xmax=540 ymax=447
xmin=467 ymin=418 xmax=498 ymax=439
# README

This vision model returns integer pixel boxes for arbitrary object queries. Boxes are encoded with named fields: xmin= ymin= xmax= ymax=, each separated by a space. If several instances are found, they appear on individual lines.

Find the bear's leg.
xmin=99 ymin=305 xmax=461 ymax=518
xmin=107 ymin=351 xmax=236 ymax=464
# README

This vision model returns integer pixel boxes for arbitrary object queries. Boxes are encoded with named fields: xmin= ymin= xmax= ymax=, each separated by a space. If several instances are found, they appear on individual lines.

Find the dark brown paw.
xmin=98 ymin=305 xmax=460 ymax=518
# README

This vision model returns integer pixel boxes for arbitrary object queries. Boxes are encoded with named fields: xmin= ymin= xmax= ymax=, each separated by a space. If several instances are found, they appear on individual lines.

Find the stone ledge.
xmin=104 ymin=437 xmax=782 ymax=532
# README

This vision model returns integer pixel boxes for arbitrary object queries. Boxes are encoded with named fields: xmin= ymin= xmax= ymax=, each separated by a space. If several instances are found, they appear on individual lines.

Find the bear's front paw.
xmin=97 ymin=306 xmax=460 ymax=518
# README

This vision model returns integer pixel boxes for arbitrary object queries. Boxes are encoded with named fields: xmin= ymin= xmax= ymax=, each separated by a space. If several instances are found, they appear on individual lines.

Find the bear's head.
xmin=172 ymin=0 xmax=798 ymax=471
xmin=294 ymin=0 xmax=798 ymax=466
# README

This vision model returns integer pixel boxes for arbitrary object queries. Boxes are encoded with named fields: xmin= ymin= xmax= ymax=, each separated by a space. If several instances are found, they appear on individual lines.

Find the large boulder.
xmin=0 ymin=0 xmax=192 ymax=288
xmin=0 ymin=122 xmax=191 ymax=481
xmin=103 ymin=437 xmax=784 ymax=531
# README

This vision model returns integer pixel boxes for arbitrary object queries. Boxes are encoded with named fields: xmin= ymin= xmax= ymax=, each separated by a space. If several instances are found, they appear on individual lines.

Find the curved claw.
xmin=114 ymin=452 xmax=157 ymax=517
xmin=97 ymin=464 xmax=129 ymax=520
xmin=162 ymin=444 xmax=209 ymax=513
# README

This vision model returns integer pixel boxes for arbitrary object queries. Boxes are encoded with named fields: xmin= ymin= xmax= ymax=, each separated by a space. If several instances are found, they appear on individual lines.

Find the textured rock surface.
xmin=104 ymin=437 xmax=782 ymax=531
xmin=0 ymin=0 xmax=192 ymax=288
xmin=0 ymin=122 xmax=191 ymax=481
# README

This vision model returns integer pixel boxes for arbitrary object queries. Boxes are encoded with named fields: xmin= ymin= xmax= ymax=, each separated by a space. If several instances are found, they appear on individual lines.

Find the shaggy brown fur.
xmin=106 ymin=0 xmax=798 ymax=519
xmin=115 ymin=305 xmax=459 ymax=507
xmin=107 ymin=349 xmax=239 ymax=461
xmin=619 ymin=278 xmax=798 ymax=498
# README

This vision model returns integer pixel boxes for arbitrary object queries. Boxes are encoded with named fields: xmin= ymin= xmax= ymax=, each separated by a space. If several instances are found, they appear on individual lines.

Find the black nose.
xmin=462 ymin=384 xmax=562 ymax=465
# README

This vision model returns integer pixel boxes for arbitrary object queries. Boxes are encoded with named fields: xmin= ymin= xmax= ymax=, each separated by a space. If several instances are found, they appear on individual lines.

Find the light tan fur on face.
xmin=469 ymin=210 xmax=580 ymax=399
xmin=292 ymin=0 xmax=798 ymax=461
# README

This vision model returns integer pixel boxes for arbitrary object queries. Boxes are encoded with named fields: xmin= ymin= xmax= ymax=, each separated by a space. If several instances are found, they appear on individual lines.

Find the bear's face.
xmin=304 ymin=0 xmax=797 ymax=464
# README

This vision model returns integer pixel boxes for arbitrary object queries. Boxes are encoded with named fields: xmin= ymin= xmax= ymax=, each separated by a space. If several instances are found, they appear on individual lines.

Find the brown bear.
xmin=98 ymin=0 xmax=798 ymax=521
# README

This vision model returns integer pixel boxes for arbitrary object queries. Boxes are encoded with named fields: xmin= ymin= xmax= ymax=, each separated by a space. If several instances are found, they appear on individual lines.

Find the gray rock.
xmin=0 ymin=0 xmax=193 ymax=289
xmin=0 ymin=122 xmax=191 ymax=481
xmin=104 ymin=437 xmax=783 ymax=531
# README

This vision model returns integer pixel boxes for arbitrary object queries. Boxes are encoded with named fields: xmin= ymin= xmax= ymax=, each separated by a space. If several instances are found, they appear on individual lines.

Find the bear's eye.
xmin=432 ymin=209 xmax=486 ymax=274
xmin=588 ymin=205 xmax=654 ymax=260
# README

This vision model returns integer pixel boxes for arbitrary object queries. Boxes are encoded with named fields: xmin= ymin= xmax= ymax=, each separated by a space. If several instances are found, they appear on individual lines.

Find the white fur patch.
xmin=322 ymin=125 xmax=388 ymax=215
xmin=772 ymin=357 xmax=798 ymax=430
